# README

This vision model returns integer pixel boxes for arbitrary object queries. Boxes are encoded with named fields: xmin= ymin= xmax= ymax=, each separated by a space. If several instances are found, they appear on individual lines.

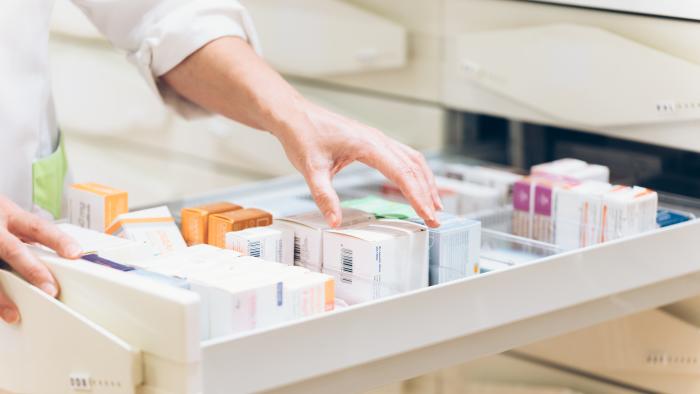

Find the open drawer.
xmin=3 ymin=158 xmax=700 ymax=394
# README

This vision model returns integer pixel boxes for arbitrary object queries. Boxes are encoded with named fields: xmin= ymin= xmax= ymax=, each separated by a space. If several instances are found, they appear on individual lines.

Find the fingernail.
xmin=66 ymin=243 xmax=82 ymax=258
xmin=40 ymin=283 xmax=58 ymax=297
xmin=1 ymin=308 xmax=19 ymax=324
xmin=326 ymin=212 xmax=338 ymax=227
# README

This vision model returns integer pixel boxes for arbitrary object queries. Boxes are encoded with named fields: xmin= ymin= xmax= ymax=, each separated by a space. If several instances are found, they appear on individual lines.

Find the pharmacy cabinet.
xmin=517 ymin=308 xmax=700 ymax=393
xmin=2 ymin=157 xmax=700 ymax=394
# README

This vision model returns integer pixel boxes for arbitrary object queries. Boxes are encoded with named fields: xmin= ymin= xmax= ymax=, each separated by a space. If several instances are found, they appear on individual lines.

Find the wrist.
xmin=263 ymin=94 xmax=316 ymax=141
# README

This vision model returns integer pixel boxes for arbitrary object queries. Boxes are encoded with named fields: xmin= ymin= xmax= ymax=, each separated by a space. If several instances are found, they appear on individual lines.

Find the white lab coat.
xmin=0 ymin=0 xmax=259 ymax=212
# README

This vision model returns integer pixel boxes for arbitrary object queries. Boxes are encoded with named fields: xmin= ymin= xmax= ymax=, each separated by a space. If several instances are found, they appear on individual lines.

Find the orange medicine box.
xmin=66 ymin=183 xmax=128 ymax=232
xmin=181 ymin=202 xmax=242 ymax=245
xmin=208 ymin=208 xmax=273 ymax=248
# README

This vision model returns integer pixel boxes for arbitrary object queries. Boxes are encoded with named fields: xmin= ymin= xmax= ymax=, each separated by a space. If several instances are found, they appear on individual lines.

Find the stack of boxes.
xmin=511 ymin=159 xmax=658 ymax=249
xmin=181 ymin=202 xmax=242 ymax=245
xmin=123 ymin=244 xmax=335 ymax=339
xmin=444 ymin=163 xmax=524 ymax=203
xmin=276 ymin=208 xmax=375 ymax=271
xmin=66 ymin=182 xmax=188 ymax=256
xmin=554 ymin=183 xmax=658 ymax=249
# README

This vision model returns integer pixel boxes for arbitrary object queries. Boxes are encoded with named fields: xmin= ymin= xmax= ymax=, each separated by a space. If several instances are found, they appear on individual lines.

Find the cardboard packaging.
xmin=322 ymin=219 xmax=428 ymax=305
xmin=57 ymin=223 xmax=157 ymax=264
xmin=80 ymin=254 xmax=190 ymax=289
xmin=435 ymin=176 xmax=502 ymax=215
xmin=278 ymin=271 xmax=335 ymax=319
xmin=553 ymin=181 xmax=615 ymax=249
xmin=107 ymin=206 xmax=187 ymax=256
xmin=181 ymin=202 xmax=242 ymax=245
xmin=131 ymin=244 xmax=241 ymax=271
xmin=66 ymin=183 xmax=128 ymax=232
xmin=277 ymin=208 xmax=375 ymax=272
xmin=380 ymin=183 xmax=460 ymax=214
xmin=225 ymin=222 xmax=294 ymax=265
xmin=238 ymin=197 xmax=318 ymax=218
xmin=657 ymin=209 xmax=693 ymax=227
xmin=410 ymin=214 xmax=481 ymax=285
xmin=532 ymin=158 xmax=588 ymax=176
xmin=444 ymin=163 xmax=523 ymax=202
xmin=512 ymin=176 xmax=579 ymax=242
xmin=369 ymin=220 xmax=429 ymax=290
xmin=208 ymin=208 xmax=272 ymax=248
xmin=532 ymin=158 xmax=610 ymax=183
xmin=192 ymin=272 xmax=285 ymax=337
xmin=599 ymin=186 xmax=658 ymax=243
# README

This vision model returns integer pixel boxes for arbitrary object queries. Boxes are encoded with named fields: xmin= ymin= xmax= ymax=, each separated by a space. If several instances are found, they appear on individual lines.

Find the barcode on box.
xmin=293 ymin=236 xmax=301 ymax=264
xmin=341 ymin=247 xmax=353 ymax=284
xmin=248 ymin=240 xmax=261 ymax=258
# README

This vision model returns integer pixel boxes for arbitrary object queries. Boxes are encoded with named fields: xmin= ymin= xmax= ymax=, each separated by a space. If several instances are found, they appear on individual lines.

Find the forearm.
xmin=161 ymin=36 xmax=309 ymax=139
xmin=161 ymin=35 xmax=441 ymax=228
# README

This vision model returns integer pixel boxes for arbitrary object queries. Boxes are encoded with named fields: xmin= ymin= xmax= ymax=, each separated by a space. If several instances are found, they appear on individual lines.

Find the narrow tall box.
xmin=181 ymin=202 xmax=242 ymax=245
xmin=208 ymin=208 xmax=272 ymax=248
xmin=410 ymin=215 xmax=481 ymax=284
xmin=66 ymin=182 xmax=128 ymax=232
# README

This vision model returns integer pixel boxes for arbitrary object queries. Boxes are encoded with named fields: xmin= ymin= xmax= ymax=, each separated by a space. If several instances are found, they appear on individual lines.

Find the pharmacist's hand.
xmin=277 ymin=101 xmax=443 ymax=228
xmin=0 ymin=196 xmax=81 ymax=324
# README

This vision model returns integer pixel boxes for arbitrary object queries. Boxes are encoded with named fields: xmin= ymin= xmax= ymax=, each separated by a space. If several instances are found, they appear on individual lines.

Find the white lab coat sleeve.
xmin=70 ymin=0 xmax=261 ymax=118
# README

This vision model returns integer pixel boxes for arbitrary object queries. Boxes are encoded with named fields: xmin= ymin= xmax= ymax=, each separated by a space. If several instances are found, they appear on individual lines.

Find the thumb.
xmin=305 ymin=170 xmax=342 ymax=227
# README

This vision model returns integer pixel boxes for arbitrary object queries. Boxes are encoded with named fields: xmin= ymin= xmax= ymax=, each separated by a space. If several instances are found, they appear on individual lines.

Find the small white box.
xmin=56 ymin=223 xmax=157 ymax=264
xmin=65 ymin=183 xmax=128 ymax=232
xmin=367 ymin=220 xmax=429 ymax=290
xmin=410 ymin=215 xmax=481 ymax=284
xmin=571 ymin=164 xmax=610 ymax=183
xmin=107 ymin=206 xmax=187 ymax=256
xmin=444 ymin=163 xmax=523 ymax=201
xmin=532 ymin=159 xmax=610 ymax=183
xmin=278 ymin=271 xmax=335 ymax=320
xmin=554 ymin=181 xmax=614 ymax=249
xmin=193 ymin=272 xmax=284 ymax=338
xmin=225 ymin=222 xmax=294 ymax=265
xmin=435 ymin=176 xmax=502 ymax=215
xmin=532 ymin=158 xmax=588 ymax=177
xmin=600 ymin=186 xmax=658 ymax=242
xmin=323 ymin=220 xmax=428 ymax=305
xmin=277 ymin=208 xmax=374 ymax=271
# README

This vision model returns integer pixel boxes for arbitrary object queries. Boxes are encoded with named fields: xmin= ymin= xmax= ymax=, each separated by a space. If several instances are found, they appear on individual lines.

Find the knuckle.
xmin=22 ymin=264 xmax=47 ymax=284
xmin=27 ymin=216 xmax=46 ymax=236
xmin=2 ymin=244 xmax=24 ymax=265
xmin=400 ymin=165 xmax=421 ymax=180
